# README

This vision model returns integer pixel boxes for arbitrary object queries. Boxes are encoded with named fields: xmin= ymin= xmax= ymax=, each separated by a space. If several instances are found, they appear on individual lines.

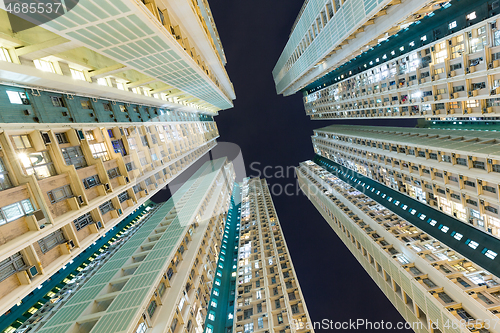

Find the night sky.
xmin=154 ymin=1 xmax=418 ymax=331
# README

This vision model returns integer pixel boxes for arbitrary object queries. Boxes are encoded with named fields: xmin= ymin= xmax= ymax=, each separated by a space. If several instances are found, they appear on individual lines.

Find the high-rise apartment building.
xmin=297 ymin=157 xmax=500 ymax=333
xmin=9 ymin=169 xmax=315 ymax=333
xmin=0 ymin=0 xmax=235 ymax=323
xmin=228 ymin=178 xmax=314 ymax=333
xmin=14 ymin=157 xmax=236 ymax=333
xmin=274 ymin=0 xmax=500 ymax=122
xmin=312 ymin=124 xmax=500 ymax=237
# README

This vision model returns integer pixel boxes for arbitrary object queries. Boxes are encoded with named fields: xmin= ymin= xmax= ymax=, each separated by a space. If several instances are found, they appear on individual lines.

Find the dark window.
xmin=456 ymin=158 xmax=467 ymax=166
xmin=82 ymin=175 xmax=100 ymax=189
xmin=103 ymin=103 xmax=112 ymax=111
xmin=473 ymin=161 xmax=485 ymax=170
xmin=55 ymin=133 xmax=68 ymax=144
xmin=118 ymin=191 xmax=130 ymax=203
xmin=73 ymin=212 xmax=94 ymax=231
xmin=99 ymin=200 xmax=114 ymax=215
xmin=61 ymin=146 xmax=87 ymax=169
xmin=50 ymin=96 xmax=65 ymax=107
xmin=0 ymin=252 xmax=27 ymax=282
xmin=111 ymin=139 xmax=126 ymax=156
xmin=107 ymin=167 xmax=120 ymax=179
xmin=483 ymin=185 xmax=496 ymax=193
xmin=38 ymin=229 xmax=66 ymax=253
xmin=148 ymin=300 xmax=157 ymax=318
xmin=47 ymin=185 xmax=73 ymax=203
xmin=464 ymin=180 xmax=476 ymax=187
xmin=0 ymin=157 xmax=13 ymax=191
xmin=125 ymin=162 xmax=135 ymax=171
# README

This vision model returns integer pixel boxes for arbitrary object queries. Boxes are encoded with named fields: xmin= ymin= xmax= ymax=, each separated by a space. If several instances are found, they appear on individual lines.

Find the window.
xmin=0 ymin=157 xmax=13 ymax=191
xmin=438 ymin=292 xmax=454 ymax=303
xmin=73 ymin=212 xmax=94 ymax=231
xmin=97 ymin=78 xmax=108 ymax=86
xmin=34 ymin=59 xmax=55 ymax=73
xmin=148 ymin=300 xmax=157 ymax=318
xmin=47 ymin=185 xmax=73 ymax=203
xmin=12 ymin=135 xmax=32 ymax=149
xmin=70 ymin=68 xmax=86 ymax=81
xmin=135 ymin=323 xmax=147 ymax=333
xmin=54 ymin=133 xmax=68 ymax=145
xmin=125 ymin=162 xmax=135 ymax=171
xmin=118 ymin=191 xmax=130 ymax=203
xmin=50 ymin=96 xmax=65 ymax=107
xmin=19 ymin=151 xmax=56 ymax=180
xmin=81 ymin=100 xmax=92 ymax=109
xmin=483 ymin=185 xmax=496 ymax=193
xmin=111 ymin=139 xmax=126 ymax=156
xmin=38 ymin=229 xmax=66 ymax=253
xmin=99 ymin=200 xmax=114 ymax=215
xmin=456 ymin=157 xmax=467 ymax=166
xmin=140 ymin=135 xmax=149 ymax=147
xmin=472 ymin=160 xmax=485 ymax=170
xmin=243 ymin=323 xmax=254 ymax=333
xmin=83 ymin=175 xmax=100 ymax=189
xmin=133 ymin=184 xmax=143 ymax=193
xmin=0 ymin=47 xmax=12 ymax=62
xmin=89 ymin=143 xmax=110 ymax=161
xmin=485 ymin=206 xmax=498 ymax=214
xmin=0 ymin=199 xmax=35 ymax=225
xmin=61 ymin=146 xmax=87 ymax=169
xmin=0 ymin=252 xmax=27 ymax=282
xmin=6 ymin=91 xmax=29 ymax=105
xmin=107 ymin=167 xmax=120 ymax=179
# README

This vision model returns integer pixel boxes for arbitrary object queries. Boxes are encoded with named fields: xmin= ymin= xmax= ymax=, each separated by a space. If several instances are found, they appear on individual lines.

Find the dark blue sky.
xmin=155 ymin=1 xmax=417 ymax=331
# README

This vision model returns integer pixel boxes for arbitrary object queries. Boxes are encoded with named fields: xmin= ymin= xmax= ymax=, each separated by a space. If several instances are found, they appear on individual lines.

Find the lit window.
xmin=6 ymin=91 xmax=29 ymax=104
xmin=0 ymin=47 xmax=12 ymax=62
xmin=429 ymin=219 xmax=437 ymax=226
xmin=466 ymin=12 xmax=476 ymax=20
xmin=485 ymin=250 xmax=497 ymax=260
xmin=441 ymin=226 xmax=449 ymax=233
xmin=70 ymin=68 xmax=86 ymax=81
xmin=116 ymin=82 xmax=126 ymax=90
xmin=454 ymin=233 xmax=463 ymax=241
xmin=409 ymin=41 xmax=415 ymax=47
xmin=449 ymin=21 xmax=457 ymax=29
xmin=97 ymin=78 xmax=108 ymax=86
xmin=399 ymin=46 xmax=404 ymax=51
xmin=421 ymin=35 xmax=427 ymax=41
xmin=468 ymin=240 xmax=479 ymax=249
xmin=34 ymin=59 xmax=55 ymax=73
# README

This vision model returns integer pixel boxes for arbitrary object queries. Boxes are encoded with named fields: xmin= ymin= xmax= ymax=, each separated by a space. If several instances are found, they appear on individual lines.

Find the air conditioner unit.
xmin=27 ymin=265 xmax=39 ymax=278
xmin=96 ymin=221 xmax=103 ymax=229
xmin=468 ymin=91 xmax=473 ymax=97
xmin=125 ymin=177 xmax=130 ymax=183
xmin=104 ymin=183 xmax=110 ymax=191
xmin=118 ymin=209 xmax=123 ymax=215
xmin=67 ymin=239 xmax=75 ymax=249
xmin=78 ymin=196 xmax=84 ymax=204
xmin=489 ymin=62 xmax=494 ymax=69
xmin=466 ymin=67 xmax=470 ymax=73
xmin=24 ymin=109 xmax=30 ymax=115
